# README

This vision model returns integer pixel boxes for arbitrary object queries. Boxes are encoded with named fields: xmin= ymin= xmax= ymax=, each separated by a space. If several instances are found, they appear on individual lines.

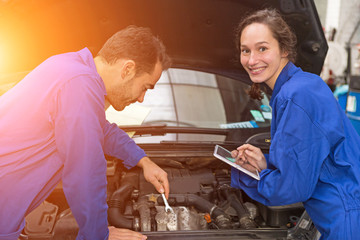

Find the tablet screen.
xmin=213 ymin=145 xmax=260 ymax=180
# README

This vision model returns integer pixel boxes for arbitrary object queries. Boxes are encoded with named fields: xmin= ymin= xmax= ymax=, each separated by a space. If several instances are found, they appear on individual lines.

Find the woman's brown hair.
xmin=235 ymin=9 xmax=297 ymax=100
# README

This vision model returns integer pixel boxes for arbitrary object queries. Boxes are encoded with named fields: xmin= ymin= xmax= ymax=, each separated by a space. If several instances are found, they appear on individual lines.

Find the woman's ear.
xmin=281 ymin=50 xmax=289 ymax=58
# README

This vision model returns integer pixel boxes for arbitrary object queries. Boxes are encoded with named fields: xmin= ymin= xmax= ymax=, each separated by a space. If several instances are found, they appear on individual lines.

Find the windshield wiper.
xmin=119 ymin=124 xmax=229 ymax=136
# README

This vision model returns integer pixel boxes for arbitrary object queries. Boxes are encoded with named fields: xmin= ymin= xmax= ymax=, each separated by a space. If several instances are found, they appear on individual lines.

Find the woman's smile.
xmin=248 ymin=66 xmax=266 ymax=75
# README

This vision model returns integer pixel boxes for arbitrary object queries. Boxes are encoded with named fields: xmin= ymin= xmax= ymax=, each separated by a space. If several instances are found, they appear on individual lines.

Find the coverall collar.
xmin=269 ymin=61 xmax=299 ymax=106
xmin=78 ymin=47 xmax=106 ymax=96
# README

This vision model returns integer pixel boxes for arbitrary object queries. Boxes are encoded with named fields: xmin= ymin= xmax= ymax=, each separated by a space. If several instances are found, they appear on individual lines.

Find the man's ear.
xmin=121 ymin=60 xmax=136 ymax=79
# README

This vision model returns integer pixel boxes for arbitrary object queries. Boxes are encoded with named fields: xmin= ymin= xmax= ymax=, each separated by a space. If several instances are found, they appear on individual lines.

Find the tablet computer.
xmin=213 ymin=145 xmax=260 ymax=180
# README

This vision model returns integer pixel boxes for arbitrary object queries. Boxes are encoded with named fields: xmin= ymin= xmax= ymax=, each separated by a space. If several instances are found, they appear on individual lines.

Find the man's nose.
xmin=137 ymin=92 xmax=146 ymax=103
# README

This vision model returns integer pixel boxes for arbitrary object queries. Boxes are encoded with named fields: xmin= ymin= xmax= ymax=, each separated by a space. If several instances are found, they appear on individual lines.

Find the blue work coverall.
xmin=231 ymin=62 xmax=360 ymax=239
xmin=0 ymin=48 xmax=146 ymax=239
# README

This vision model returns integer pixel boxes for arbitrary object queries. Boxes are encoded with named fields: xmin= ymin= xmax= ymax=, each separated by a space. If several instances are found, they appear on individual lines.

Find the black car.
xmin=0 ymin=0 xmax=327 ymax=239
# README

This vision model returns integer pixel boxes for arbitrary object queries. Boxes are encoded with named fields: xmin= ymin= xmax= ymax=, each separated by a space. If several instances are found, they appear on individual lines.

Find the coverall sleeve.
xmin=103 ymin=121 xmax=146 ymax=169
xmin=231 ymin=99 xmax=330 ymax=206
xmin=53 ymin=76 xmax=109 ymax=240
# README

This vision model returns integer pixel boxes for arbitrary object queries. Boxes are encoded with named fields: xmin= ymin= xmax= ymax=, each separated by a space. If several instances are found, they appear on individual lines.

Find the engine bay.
xmin=108 ymin=166 xmax=257 ymax=232
xmin=22 ymin=151 xmax=319 ymax=240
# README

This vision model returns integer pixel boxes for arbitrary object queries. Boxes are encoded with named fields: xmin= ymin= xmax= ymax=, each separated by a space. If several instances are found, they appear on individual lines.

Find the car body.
xmin=0 ymin=0 xmax=328 ymax=239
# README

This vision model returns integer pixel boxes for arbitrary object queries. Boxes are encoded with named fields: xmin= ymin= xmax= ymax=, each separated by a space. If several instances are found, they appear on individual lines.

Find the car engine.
xmin=107 ymin=165 xmax=259 ymax=232
xmin=22 ymin=153 xmax=315 ymax=240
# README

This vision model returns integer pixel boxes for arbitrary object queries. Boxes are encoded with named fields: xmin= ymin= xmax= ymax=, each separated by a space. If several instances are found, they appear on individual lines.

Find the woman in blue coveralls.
xmin=230 ymin=9 xmax=360 ymax=239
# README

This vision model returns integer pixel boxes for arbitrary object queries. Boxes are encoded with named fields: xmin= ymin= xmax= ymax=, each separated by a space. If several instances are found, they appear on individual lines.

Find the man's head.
xmin=95 ymin=25 xmax=171 ymax=110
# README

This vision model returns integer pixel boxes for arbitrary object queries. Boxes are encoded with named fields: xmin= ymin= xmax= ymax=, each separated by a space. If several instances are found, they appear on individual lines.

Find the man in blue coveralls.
xmin=0 ymin=26 xmax=171 ymax=240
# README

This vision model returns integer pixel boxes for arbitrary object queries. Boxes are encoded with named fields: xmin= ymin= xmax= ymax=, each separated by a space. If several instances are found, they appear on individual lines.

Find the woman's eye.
xmin=241 ymin=49 xmax=250 ymax=54
xmin=259 ymin=47 xmax=267 ymax=52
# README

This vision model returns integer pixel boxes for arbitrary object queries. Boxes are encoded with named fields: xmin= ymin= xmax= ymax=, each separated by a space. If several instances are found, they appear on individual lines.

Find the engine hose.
xmin=136 ymin=196 xmax=152 ymax=232
xmin=223 ymin=189 xmax=256 ymax=229
xmin=158 ymin=193 xmax=232 ymax=229
xmin=108 ymin=184 xmax=134 ymax=229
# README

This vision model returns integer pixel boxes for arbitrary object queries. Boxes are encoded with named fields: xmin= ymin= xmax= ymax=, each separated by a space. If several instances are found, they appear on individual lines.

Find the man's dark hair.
xmin=97 ymin=25 xmax=171 ymax=76
xmin=235 ymin=9 xmax=297 ymax=100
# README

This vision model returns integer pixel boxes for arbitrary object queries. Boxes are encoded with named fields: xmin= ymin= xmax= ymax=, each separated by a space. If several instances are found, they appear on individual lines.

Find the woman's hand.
xmin=231 ymin=144 xmax=267 ymax=172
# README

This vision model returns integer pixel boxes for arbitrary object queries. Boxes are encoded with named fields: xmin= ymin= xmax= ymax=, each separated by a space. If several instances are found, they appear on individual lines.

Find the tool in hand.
xmin=161 ymin=193 xmax=174 ymax=213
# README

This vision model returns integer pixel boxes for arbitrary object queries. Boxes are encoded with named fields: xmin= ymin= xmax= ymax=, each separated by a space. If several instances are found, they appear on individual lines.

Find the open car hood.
xmin=1 ymin=1 xmax=327 ymax=239
xmin=1 ymin=0 xmax=327 ymax=83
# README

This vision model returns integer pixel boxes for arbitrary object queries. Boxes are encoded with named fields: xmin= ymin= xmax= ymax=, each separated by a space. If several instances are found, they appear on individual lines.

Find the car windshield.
xmin=107 ymin=68 xmax=272 ymax=143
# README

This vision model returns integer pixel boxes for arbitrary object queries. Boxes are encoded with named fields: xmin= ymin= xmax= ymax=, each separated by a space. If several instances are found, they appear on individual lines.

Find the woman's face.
xmin=240 ymin=23 xmax=288 ymax=89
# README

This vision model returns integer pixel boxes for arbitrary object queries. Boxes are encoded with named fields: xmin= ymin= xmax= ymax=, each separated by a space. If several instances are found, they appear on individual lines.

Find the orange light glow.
xmin=0 ymin=1 xmax=98 ymax=74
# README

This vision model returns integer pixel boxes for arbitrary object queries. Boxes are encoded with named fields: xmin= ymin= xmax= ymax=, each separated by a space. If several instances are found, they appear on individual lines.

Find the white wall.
xmin=315 ymin=0 xmax=360 ymax=78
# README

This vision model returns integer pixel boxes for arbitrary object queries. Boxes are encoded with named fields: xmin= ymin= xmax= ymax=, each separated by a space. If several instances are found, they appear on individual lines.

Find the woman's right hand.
xmin=231 ymin=144 xmax=267 ymax=172
xmin=108 ymin=226 xmax=147 ymax=240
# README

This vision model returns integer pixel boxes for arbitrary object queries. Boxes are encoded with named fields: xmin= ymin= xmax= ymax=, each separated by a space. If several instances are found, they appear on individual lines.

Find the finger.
xmin=248 ymin=145 xmax=262 ymax=154
xmin=159 ymin=173 xmax=170 ymax=198
xmin=237 ymin=144 xmax=251 ymax=151
xmin=108 ymin=227 xmax=147 ymax=240
xmin=236 ymin=144 xmax=251 ymax=158
xmin=231 ymin=150 xmax=239 ymax=158
xmin=149 ymin=177 xmax=165 ymax=196
xmin=242 ymin=162 xmax=259 ymax=173
xmin=246 ymin=158 xmax=261 ymax=172
xmin=232 ymin=150 xmax=243 ymax=162
xmin=237 ymin=143 xmax=258 ymax=152
xmin=238 ymin=150 xmax=245 ymax=160
xmin=235 ymin=159 xmax=256 ymax=173
xmin=244 ymin=149 xmax=260 ymax=160
xmin=241 ymin=150 xmax=260 ymax=170
xmin=236 ymin=158 xmax=246 ymax=165
xmin=149 ymin=171 xmax=169 ymax=198
xmin=235 ymin=154 xmax=261 ymax=172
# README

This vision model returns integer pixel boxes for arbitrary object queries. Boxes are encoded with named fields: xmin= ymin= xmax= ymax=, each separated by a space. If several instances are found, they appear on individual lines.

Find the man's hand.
xmin=137 ymin=156 xmax=170 ymax=198
xmin=231 ymin=144 xmax=267 ymax=172
xmin=108 ymin=226 xmax=147 ymax=240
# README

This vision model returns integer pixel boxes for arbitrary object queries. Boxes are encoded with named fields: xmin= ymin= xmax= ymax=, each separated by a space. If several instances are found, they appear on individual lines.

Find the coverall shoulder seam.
xmin=284 ymin=97 xmax=331 ymax=147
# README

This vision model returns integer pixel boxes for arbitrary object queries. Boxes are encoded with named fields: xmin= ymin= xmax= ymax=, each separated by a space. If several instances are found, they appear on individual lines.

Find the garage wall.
xmin=314 ymin=0 xmax=360 ymax=78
